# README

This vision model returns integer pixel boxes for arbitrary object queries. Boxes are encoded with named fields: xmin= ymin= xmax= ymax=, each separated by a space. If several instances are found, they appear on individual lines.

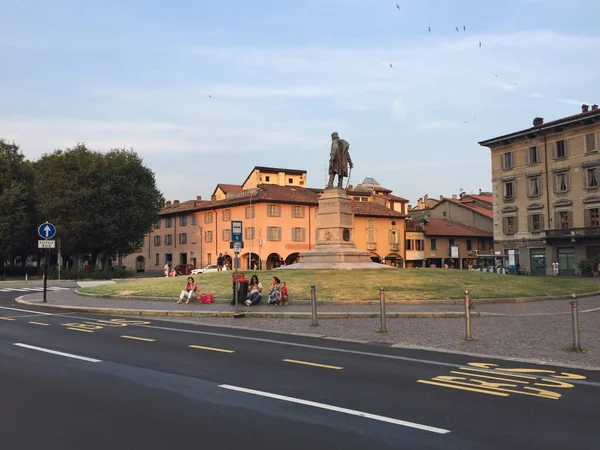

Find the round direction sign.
xmin=38 ymin=222 xmax=57 ymax=240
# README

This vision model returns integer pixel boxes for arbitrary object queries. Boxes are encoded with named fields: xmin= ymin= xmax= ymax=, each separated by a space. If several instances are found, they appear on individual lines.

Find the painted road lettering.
xmin=417 ymin=362 xmax=585 ymax=400
xmin=60 ymin=319 xmax=151 ymax=332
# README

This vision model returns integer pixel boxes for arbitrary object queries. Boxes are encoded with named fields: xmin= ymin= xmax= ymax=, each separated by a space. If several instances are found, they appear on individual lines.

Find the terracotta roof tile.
xmin=387 ymin=194 xmax=408 ymax=202
xmin=352 ymin=201 xmax=406 ymax=218
xmin=424 ymin=219 xmax=492 ymax=237
xmin=440 ymin=198 xmax=494 ymax=219
xmin=217 ymin=184 xmax=242 ymax=193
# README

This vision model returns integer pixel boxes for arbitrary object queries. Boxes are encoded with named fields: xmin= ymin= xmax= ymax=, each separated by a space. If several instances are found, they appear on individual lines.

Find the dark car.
xmin=174 ymin=264 xmax=194 ymax=276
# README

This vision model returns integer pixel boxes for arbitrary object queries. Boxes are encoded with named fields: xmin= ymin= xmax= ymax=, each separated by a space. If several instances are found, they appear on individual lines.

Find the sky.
xmin=1 ymin=0 xmax=599 ymax=205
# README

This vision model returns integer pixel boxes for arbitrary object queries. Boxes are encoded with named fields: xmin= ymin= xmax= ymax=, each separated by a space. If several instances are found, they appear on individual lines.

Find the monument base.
xmin=277 ymin=247 xmax=394 ymax=270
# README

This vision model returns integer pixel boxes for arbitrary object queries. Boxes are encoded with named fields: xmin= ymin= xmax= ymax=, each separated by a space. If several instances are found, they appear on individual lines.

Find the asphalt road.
xmin=1 ymin=287 xmax=600 ymax=450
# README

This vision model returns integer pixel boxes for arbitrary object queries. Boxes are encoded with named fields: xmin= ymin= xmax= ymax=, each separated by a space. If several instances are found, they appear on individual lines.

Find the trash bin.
xmin=231 ymin=275 xmax=248 ymax=305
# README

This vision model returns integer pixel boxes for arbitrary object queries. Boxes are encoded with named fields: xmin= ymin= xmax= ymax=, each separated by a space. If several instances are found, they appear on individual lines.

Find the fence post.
xmin=310 ymin=284 xmax=318 ymax=327
xmin=379 ymin=287 xmax=387 ymax=333
xmin=464 ymin=289 xmax=473 ymax=341
xmin=570 ymin=294 xmax=582 ymax=352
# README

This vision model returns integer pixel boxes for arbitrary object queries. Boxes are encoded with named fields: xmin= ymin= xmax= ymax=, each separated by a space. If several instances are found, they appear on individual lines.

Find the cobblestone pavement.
xmin=146 ymin=312 xmax=600 ymax=369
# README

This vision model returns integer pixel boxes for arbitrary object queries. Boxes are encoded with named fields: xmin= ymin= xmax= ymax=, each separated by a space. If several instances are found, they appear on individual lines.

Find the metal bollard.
xmin=310 ymin=284 xmax=318 ymax=327
xmin=464 ymin=289 xmax=473 ymax=341
xmin=570 ymin=294 xmax=582 ymax=352
xmin=379 ymin=287 xmax=387 ymax=333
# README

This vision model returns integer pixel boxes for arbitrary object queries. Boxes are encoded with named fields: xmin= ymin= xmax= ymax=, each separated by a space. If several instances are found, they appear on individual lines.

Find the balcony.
xmin=389 ymin=243 xmax=400 ymax=251
xmin=544 ymin=227 xmax=600 ymax=239
xmin=367 ymin=242 xmax=377 ymax=251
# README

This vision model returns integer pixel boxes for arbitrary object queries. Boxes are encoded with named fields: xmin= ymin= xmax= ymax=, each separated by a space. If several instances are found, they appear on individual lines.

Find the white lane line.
xmin=0 ymin=288 xmax=31 ymax=292
xmin=219 ymin=384 xmax=450 ymax=434
xmin=0 ymin=306 xmax=55 ymax=316
xmin=13 ymin=343 xmax=102 ymax=363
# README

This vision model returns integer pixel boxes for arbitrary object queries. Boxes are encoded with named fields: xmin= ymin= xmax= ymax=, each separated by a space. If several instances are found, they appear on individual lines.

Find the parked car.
xmin=191 ymin=264 xmax=229 ymax=274
xmin=174 ymin=264 xmax=194 ymax=275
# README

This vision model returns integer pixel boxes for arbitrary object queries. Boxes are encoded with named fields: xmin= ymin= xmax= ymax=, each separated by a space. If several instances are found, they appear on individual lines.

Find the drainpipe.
xmin=543 ymin=132 xmax=551 ymax=228
xmin=213 ymin=209 xmax=218 ymax=262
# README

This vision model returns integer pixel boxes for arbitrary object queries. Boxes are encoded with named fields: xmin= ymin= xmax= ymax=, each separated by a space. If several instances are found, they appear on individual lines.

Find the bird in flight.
xmin=455 ymin=26 xmax=459 ymax=32
xmin=428 ymin=26 xmax=431 ymax=32
xmin=494 ymin=74 xmax=498 ymax=77
xmin=396 ymin=4 xmax=400 ymax=10
xmin=463 ymin=25 xmax=466 ymax=31
xmin=389 ymin=63 xmax=393 ymax=68
xmin=479 ymin=41 xmax=482 ymax=48
xmin=208 ymin=95 xmax=212 ymax=99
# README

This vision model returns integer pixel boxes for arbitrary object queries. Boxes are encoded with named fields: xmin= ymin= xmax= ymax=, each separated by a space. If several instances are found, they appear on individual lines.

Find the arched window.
xmin=389 ymin=221 xmax=399 ymax=244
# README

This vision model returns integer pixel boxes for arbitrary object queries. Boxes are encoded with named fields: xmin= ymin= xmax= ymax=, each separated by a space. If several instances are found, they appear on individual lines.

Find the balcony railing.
xmin=544 ymin=227 xmax=600 ymax=238
xmin=389 ymin=243 xmax=400 ymax=251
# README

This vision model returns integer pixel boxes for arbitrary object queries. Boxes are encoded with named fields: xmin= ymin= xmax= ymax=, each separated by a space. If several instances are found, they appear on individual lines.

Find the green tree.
xmin=0 ymin=140 xmax=37 ymax=273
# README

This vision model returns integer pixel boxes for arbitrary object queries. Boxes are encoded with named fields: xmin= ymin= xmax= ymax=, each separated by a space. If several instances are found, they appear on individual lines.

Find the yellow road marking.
xmin=283 ymin=359 xmax=343 ymax=370
xmin=28 ymin=321 xmax=49 ymax=326
xmin=417 ymin=380 xmax=509 ymax=397
xmin=121 ymin=335 xmax=155 ymax=342
xmin=67 ymin=327 xmax=94 ymax=333
xmin=189 ymin=345 xmax=235 ymax=354
xmin=451 ymin=371 xmax=529 ymax=384
xmin=0 ymin=317 xmax=15 ymax=321
xmin=459 ymin=366 xmax=537 ymax=380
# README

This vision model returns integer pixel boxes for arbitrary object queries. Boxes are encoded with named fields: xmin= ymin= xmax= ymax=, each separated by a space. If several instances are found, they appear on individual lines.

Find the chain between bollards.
xmin=570 ymin=294 xmax=582 ymax=352
xmin=464 ymin=289 xmax=473 ymax=341
xmin=379 ymin=287 xmax=387 ymax=333
xmin=310 ymin=284 xmax=318 ymax=327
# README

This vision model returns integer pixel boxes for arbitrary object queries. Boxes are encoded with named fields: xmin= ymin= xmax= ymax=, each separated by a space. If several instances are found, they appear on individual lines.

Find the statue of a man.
xmin=327 ymin=132 xmax=353 ymax=188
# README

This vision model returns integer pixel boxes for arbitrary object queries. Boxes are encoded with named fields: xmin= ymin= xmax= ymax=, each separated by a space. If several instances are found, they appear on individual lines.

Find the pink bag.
xmin=200 ymin=294 xmax=214 ymax=304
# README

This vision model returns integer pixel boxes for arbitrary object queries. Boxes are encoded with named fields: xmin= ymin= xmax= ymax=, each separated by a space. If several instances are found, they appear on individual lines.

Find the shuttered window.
xmin=292 ymin=227 xmax=306 ymax=242
xmin=267 ymin=227 xmax=282 ymax=241
xmin=528 ymin=214 xmax=544 ymax=233
xmin=267 ymin=204 xmax=282 ymax=217
xmin=503 ymin=216 xmax=517 ymax=234
xmin=585 ymin=133 xmax=597 ymax=154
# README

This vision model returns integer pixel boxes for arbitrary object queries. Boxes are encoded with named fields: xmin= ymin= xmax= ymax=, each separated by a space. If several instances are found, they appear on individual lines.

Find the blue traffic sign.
xmin=38 ymin=222 xmax=56 ymax=240
xmin=231 ymin=220 xmax=243 ymax=242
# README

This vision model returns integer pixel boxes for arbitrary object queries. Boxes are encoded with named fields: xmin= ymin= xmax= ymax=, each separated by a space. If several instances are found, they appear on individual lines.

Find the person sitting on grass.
xmin=177 ymin=277 xmax=198 ymax=304
xmin=267 ymin=276 xmax=281 ymax=305
xmin=244 ymin=275 xmax=263 ymax=306
xmin=278 ymin=281 xmax=288 ymax=306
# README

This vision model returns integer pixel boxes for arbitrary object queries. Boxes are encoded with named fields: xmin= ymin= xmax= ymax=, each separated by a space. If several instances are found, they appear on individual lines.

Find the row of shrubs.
xmin=578 ymin=257 xmax=600 ymax=276
xmin=0 ymin=266 xmax=134 ymax=280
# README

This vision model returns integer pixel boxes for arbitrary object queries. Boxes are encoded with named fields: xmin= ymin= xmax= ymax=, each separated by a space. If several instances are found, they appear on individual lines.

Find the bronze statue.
xmin=327 ymin=132 xmax=353 ymax=188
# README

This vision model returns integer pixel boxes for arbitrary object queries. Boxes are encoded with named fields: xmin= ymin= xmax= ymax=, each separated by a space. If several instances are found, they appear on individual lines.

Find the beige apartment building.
xmin=479 ymin=105 xmax=600 ymax=275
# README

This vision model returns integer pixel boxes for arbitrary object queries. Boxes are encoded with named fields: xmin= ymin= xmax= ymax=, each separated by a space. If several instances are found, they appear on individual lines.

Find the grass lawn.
xmin=79 ymin=269 xmax=600 ymax=301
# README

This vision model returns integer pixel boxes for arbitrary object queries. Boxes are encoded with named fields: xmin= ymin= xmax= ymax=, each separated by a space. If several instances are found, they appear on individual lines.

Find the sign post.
xmin=231 ymin=221 xmax=243 ymax=317
xmin=38 ymin=222 xmax=57 ymax=303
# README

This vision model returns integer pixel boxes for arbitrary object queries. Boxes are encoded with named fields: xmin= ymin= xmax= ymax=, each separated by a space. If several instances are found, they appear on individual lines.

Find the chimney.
xmin=592 ymin=104 xmax=599 ymax=111
xmin=211 ymin=194 xmax=217 ymax=201
xmin=582 ymin=104 xmax=589 ymax=113
xmin=533 ymin=117 xmax=544 ymax=127
xmin=452 ymin=194 xmax=457 ymax=200
xmin=173 ymin=200 xmax=180 ymax=205
xmin=196 ymin=196 xmax=202 ymax=201
xmin=439 ymin=195 xmax=444 ymax=200
xmin=417 ymin=198 xmax=423 ymax=207
xmin=424 ymin=194 xmax=429 ymax=201
xmin=165 ymin=201 xmax=172 ymax=207
xmin=479 ymin=188 xmax=482 ymax=195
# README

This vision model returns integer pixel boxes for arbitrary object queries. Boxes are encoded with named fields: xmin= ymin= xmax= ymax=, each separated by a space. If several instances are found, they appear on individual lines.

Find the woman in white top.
xmin=245 ymin=275 xmax=263 ymax=306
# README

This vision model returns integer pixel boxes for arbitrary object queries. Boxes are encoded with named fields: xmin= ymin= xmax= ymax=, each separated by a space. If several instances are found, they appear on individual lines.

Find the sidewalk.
xmin=15 ymin=290 xmax=600 ymax=369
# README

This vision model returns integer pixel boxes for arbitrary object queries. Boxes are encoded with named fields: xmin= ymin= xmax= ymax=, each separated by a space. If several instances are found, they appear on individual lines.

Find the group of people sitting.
xmin=244 ymin=275 xmax=288 ymax=306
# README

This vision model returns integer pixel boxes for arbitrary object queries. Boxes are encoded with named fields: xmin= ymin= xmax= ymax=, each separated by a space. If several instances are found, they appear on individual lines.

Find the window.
xmin=586 ymin=208 xmax=600 ymax=227
xmin=244 ymin=227 xmax=255 ymax=240
xmin=154 ymin=219 xmax=161 ymax=229
xmin=292 ymin=227 xmax=306 ymax=242
xmin=555 ymin=172 xmax=570 ymax=193
xmin=222 ymin=209 xmax=231 ymax=221
xmin=558 ymin=211 xmax=571 ymax=229
xmin=442 ymin=211 xmax=447 ymax=219
xmin=292 ymin=205 xmax=305 ymax=218
xmin=155 ymin=253 xmax=159 ymax=265
xmin=267 ymin=204 xmax=281 ymax=217
xmin=207 ymin=253 xmax=212 ymax=265
xmin=585 ymin=133 xmax=597 ymax=153
xmin=222 ymin=229 xmax=231 ymax=241
xmin=406 ymin=240 xmax=413 ymax=250
xmin=245 ymin=205 xmax=255 ymax=219
xmin=430 ymin=239 xmax=437 ymax=250
xmin=165 ymin=234 xmax=173 ymax=246
xmin=288 ymin=178 xmax=293 ymax=184
xmin=204 ymin=212 xmax=213 ymax=224
xmin=479 ymin=238 xmax=486 ymax=250
xmin=416 ymin=240 xmax=424 ymax=251
xmin=502 ymin=152 xmax=514 ymax=169
xmin=503 ymin=181 xmax=515 ymax=200
xmin=503 ymin=217 xmax=517 ymax=234
xmin=178 ymin=233 xmax=187 ymax=245
xmin=528 ymin=177 xmax=541 ymax=197
xmin=165 ymin=217 xmax=173 ymax=228
xmin=449 ymin=239 xmax=455 ymax=247
xmin=154 ymin=235 xmax=161 ymax=246
xmin=179 ymin=216 xmax=187 ymax=226
xmin=367 ymin=220 xmax=376 ymax=244
xmin=529 ymin=214 xmax=543 ymax=233
xmin=555 ymin=140 xmax=567 ymax=159
xmin=586 ymin=167 xmax=599 ymax=189
xmin=204 ymin=231 xmax=213 ymax=242
xmin=265 ymin=176 xmax=270 ymax=182
xmin=466 ymin=239 xmax=472 ymax=251
xmin=353 ymin=197 xmax=361 ymax=201
xmin=267 ymin=226 xmax=282 ymax=241
xmin=528 ymin=146 xmax=539 ymax=164
xmin=191 ymin=215 xmax=196 ymax=225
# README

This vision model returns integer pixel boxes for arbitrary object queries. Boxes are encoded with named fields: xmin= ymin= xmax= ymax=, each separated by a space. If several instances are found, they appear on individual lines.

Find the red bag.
xmin=200 ymin=294 xmax=214 ymax=304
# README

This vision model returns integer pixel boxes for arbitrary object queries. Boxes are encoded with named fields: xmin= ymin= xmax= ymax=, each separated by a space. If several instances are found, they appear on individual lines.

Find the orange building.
xmin=124 ymin=168 xmax=409 ymax=273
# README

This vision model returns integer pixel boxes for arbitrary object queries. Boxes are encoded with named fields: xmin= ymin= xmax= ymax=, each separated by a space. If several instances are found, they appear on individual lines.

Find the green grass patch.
xmin=78 ymin=269 xmax=600 ymax=301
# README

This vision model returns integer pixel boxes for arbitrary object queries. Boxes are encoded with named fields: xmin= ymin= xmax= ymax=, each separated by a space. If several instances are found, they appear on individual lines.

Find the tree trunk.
xmin=103 ymin=254 xmax=111 ymax=273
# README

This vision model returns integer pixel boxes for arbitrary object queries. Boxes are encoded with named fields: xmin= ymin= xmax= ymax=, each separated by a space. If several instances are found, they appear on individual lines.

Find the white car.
xmin=191 ymin=264 xmax=230 ymax=274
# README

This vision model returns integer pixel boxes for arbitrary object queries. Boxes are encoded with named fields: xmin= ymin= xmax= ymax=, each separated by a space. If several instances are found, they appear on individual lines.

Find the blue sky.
xmin=1 ymin=0 xmax=598 ymax=204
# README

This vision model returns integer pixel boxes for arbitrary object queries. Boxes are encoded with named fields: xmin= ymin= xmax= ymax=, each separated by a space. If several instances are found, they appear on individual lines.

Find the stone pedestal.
xmin=279 ymin=188 xmax=393 ymax=270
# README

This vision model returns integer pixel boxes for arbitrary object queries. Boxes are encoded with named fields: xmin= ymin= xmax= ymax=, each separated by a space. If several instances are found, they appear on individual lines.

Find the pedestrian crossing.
xmin=0 ymin=287 xmax=70 ymax=293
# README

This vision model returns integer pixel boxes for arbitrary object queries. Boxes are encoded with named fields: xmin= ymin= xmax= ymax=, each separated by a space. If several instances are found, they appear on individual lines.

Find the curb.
xmin=15 ymin=297 xmax=501 ymax=319
xmin=73 ymin=289 xmax=600 ymax=305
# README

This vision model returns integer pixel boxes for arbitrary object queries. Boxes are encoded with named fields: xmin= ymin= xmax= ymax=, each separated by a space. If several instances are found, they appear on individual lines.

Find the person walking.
xmin=217 ymin=253 xmax=224 ymax=271
xmin=552 ymin=261 xmax=560 ymax=276
xmin=164 ymin=262 xmax=170 ymax=277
